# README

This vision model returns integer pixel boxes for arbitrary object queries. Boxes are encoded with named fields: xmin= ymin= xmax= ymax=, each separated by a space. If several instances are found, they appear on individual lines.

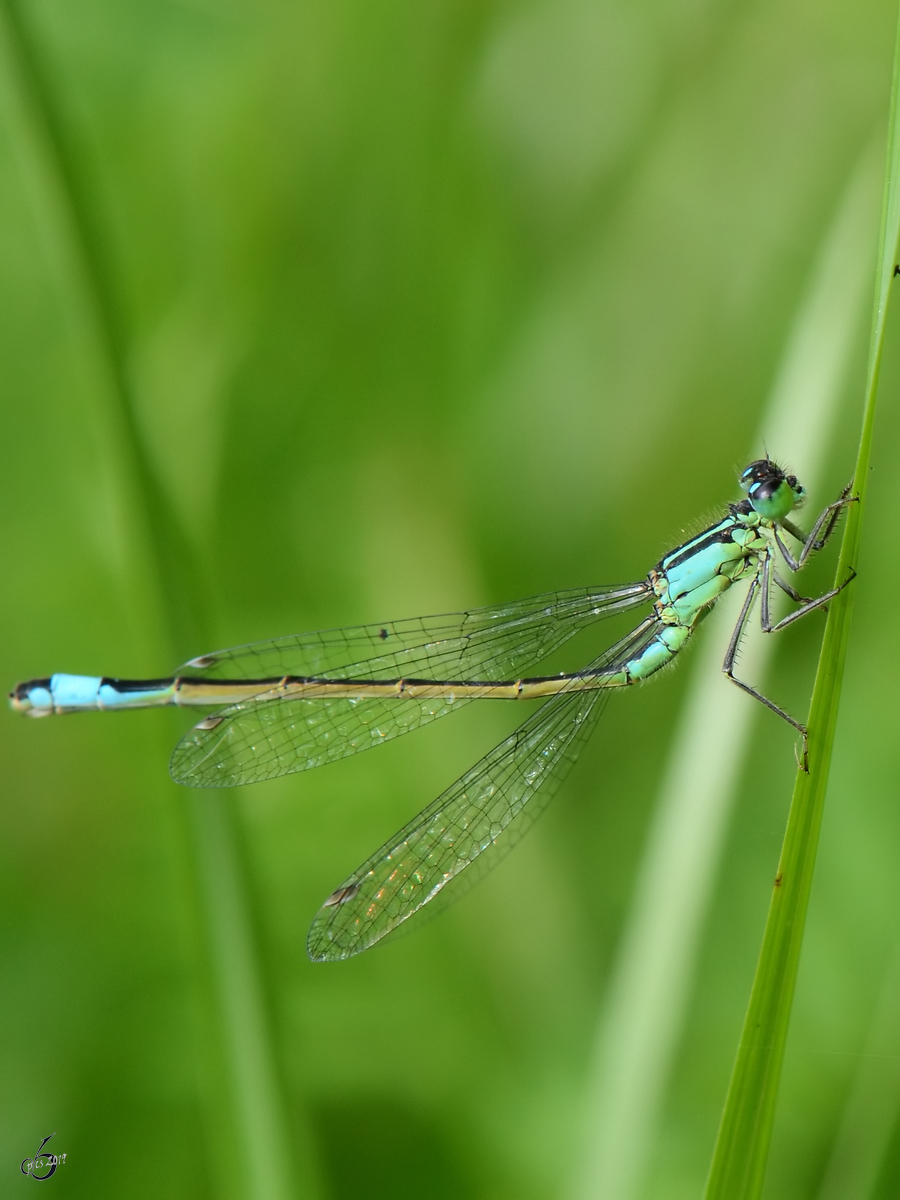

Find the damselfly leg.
xmin=722 ymin=490 xmax=857 ymax=770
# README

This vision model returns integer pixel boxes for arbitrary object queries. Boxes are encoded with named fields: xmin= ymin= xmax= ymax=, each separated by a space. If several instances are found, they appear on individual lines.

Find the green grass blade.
xmin=567 ymin=145 xmax=877 ymax=1200
xmin=0 ymin=4 xmax=309 ymax=1196
xmin=0 ymin=0 xmax=204 ymax=657
xmin=703 ymin=10 xmax=900 ymax=1198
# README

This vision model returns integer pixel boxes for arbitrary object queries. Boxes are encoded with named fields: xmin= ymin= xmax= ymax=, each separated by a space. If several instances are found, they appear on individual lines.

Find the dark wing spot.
xmin=188 ymin=654 xmax=218 ymax=669
xmin=323 ymin=882 xmax=361 ymax=907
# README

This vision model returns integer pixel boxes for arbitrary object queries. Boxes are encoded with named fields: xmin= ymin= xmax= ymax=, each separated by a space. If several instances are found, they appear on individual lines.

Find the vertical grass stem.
xmin=704 ymin=9 xmax=900 ymax=1196
xmin=567 ymin=144 xmax=877 ymax=1200
xmin=0 ymin=4 xmax=308 ymax=1196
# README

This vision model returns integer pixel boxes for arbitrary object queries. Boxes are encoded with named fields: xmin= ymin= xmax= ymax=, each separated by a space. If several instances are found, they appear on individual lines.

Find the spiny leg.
xmin=773 ymin=574 xmax=815 ymax=607
xmin=783 ymin=484 xmax=855 ymax=562
xmin=761 ymin=551 xmax=856 ymax=634
xmin=723 ymin=570 xmax=809 ymax=769
xmin=808 ymin=484 xmax=857 ymax=552
xmin=777 ymin=484 xmax=856 ymax=571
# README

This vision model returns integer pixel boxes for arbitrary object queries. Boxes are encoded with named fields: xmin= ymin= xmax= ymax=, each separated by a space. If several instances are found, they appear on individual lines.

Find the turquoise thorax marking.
xmin=651 ymin=509 xmax=769 ymax=627
xmin=549 ymin=508 xmax=776 ymax=691
xmin=604 ymin=507 xmax=775 ymax=688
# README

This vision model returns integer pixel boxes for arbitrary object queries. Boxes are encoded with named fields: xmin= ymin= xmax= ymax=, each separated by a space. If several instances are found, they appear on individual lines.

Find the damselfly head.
xmin=739 ymin=459 xmax=805 ymax=521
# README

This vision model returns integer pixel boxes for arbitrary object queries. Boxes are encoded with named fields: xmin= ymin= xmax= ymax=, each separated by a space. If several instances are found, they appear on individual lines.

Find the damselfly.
xmin=11 ymin=460 xmax=854 ymax=960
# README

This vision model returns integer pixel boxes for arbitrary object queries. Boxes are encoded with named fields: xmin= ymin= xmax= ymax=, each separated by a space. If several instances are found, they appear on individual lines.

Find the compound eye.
xmin=786 ymin=474 xmax=797 ymax=488
xmin=749 ymin=480 xmax=776 ymax=502
xmin=740 ymin=459 xmax=774 ymax=490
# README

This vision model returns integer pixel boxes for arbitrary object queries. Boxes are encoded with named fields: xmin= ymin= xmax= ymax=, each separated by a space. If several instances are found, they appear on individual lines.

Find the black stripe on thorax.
xmin=658 ymin=516 xmax=743 ymax=572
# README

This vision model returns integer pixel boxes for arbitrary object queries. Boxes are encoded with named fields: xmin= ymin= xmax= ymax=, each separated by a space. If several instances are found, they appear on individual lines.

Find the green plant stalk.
xmin=0 ymin=3 xmax=308 ymax=1197
xmin=0 ymin=0 xmax=202 ymax=657
xmin=704 ymin=11 xmax=900 ymax=1198
xmin=569 ymin=144 xmax=877 ymax=1200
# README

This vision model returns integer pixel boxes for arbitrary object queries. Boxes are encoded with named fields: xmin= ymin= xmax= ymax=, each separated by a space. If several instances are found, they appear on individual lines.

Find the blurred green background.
xmin=3 ymin=0 xmax=900 ymax=1196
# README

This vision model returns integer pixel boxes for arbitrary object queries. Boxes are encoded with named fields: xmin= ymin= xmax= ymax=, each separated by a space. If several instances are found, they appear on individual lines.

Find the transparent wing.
xmin=306 ymin=618 xmax=661 ymax=961
xmin=170 ymin=583 xmax=650 ymax=788
xmin=176 ymin=585 xmax=648 ymax=682
xmin=172 ymin=689 xmax=465 ymax=787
